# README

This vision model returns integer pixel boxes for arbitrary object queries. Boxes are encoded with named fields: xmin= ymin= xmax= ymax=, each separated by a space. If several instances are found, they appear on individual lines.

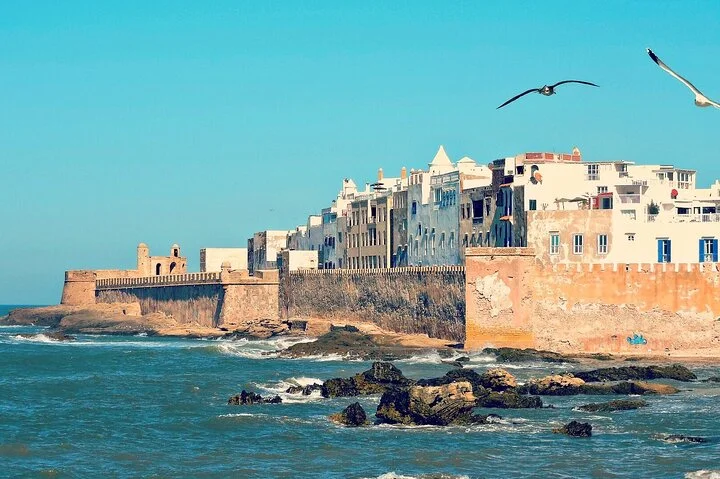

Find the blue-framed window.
xmin=657 ymin=239 xmax=671 ymax=263
xmin=699 ymin=238 xmax=718 ymax=263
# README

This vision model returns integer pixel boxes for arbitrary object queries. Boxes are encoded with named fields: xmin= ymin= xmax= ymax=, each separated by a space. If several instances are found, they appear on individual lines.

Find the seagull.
xmin=496 ymin=80 xmax=599 ymax=109
xmin=646 ymin=48 xmax=720 ymax=109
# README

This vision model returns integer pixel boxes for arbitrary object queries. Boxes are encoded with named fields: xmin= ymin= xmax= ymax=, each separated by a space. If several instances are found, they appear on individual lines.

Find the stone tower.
xmin=170 ymin=243 xmax=181 ymax=259
xmin=137 ymin=243 xmax=150 ymax=276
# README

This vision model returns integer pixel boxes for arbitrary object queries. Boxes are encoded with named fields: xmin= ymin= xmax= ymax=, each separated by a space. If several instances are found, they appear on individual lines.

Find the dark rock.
xmin=518 ymin=374 xmax=679 ymax=396
xmin=321 ymin=362 xmax=414 ymax=398
xmin=19 ymin=331 xmax=76 ymax=342
xmin=577 ymin=399 xmax=648 ymax=412
xmin=282 ymin=329 xmax=451 ymax=361
xmin=330 ymin=402 xmax=368 ymax=427
xmin=376 ymin=381 xmax=491 ymax=426
xmin=553 ymin=421 xmax=592 ymax=437
xmin=330 ymin=324 xmax=360 ymax=333
xmin=285 ymin=384 xmax=323 ymax=396
xmin=475 ymin=390 xmax=543 ymax=409
xmin=482 ymin=347 xmax=575 ymax=364
xmin=228 ymin=390 xmax=282 ymax=405
xmin=574 ymin=364 xmax=696 ymax=382
xmin=656 ymin=434 xmax=709 ymax=444
xmin=702 ymin=376 xmax=720 ymax=383
xmin=456 ymin=356 xmax=471 ymax=363
xmin=417 ymin=368 xmax=485 ymax=392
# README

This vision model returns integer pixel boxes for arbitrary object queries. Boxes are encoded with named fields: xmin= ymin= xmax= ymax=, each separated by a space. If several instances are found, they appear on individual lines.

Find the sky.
xmin=2 ymin=0 xmax=720 ymax=304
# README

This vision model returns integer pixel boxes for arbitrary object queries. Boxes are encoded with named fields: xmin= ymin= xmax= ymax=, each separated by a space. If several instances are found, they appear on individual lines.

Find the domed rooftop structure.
xmin=138 ymin=243 xmax=148 ymax=248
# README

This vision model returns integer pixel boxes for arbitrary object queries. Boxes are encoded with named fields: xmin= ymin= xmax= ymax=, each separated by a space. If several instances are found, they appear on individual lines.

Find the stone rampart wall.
xmin=465 ymin=247 xmax=720 ymax=356
xmin=281 ymin=266 xmax=465 ymax=342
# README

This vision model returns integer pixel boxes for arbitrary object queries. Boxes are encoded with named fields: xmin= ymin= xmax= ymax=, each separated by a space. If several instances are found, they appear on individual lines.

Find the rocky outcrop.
xmin=483 ymin=347 xmax=575 ymax=364
xmin=702 ymin=376 xmax=720 ymax=383
xmin=478 ymin=368 xmax=518 ymax=391
xmin=220 ymin=318 xmax=289 ymax=340
xmin=227 ymin=390 xmax=282 ymax=405
xmin=553 ymin=421 xmax=592 ymax=437
xmin=376 ymin=381 xmax=495 ymax=426
xmin=286 ymin=384 xmax=323 ymax=396
xmin=574 ymin=365 xmax=697 ymax=382
xmin=577 ymin=399 xmax=649 ymax=412
xmin=475 ymin=390 xmax=543 ymax=409
xmin=519 ymin=374 xmax=587 ymax=396
xmin=519 ymin=374 xmax=679 ymax=396
xmin=321 ymin=362 xmax=414 ymax=398
xmin=282 ymin=329 xmax=455 ymax=361
xmin=330 ymin=402 xmax=368 ymax=427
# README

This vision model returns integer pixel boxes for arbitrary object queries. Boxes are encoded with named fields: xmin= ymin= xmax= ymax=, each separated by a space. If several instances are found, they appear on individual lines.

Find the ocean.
xmin=1 ymin=305 xmax=719 ymax=478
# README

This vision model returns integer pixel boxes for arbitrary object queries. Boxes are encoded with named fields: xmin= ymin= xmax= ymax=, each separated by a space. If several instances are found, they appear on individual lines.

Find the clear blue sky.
xmin=2 ymin=1 xmax=720 ymax=304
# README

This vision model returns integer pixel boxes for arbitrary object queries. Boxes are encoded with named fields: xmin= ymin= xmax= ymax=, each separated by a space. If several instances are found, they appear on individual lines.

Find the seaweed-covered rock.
xmin=330 ymin=402 xmax=368 ymax=427
xmin=475 ymin=390 xmax=543 ymax=409
xmin=321 ymin=362 xmax=414 ymax=398
xmin=227 ymin=390 xmax=282 ymax=405
xmin=553 ymin=421 xmax=592 ymax=437
xmin=574 ymin=365 xmax=696 ymax=382
xmin=577 ymin=399 xmax=648 ymax=412
xmin=376 ymin=381 xmax=492 ymax=426
xmin=482 ymin=347 xmax=575 ymax=364
xmin=417 ymin=368 xmax=485 ymax=392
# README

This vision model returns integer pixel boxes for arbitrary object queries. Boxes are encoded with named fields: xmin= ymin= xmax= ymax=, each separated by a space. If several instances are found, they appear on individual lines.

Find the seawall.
xmin=280 ymin=266 xmax=466 ymax=342
xmin=465 ymin=247 xmax=720 ymax=356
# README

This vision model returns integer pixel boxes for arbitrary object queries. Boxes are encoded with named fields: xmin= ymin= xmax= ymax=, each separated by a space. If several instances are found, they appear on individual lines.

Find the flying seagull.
xmin=496 ymin=80 xmax=599 ymax=109
xmin=646 ymin=48 xmax=720 ymax=109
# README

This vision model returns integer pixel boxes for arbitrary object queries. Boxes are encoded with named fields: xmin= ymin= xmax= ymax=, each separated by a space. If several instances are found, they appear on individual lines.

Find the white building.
xmin=247 ymin=230 xmax=292 ymax=274
xmin=200 ymin=248 xmax=248 ymax=272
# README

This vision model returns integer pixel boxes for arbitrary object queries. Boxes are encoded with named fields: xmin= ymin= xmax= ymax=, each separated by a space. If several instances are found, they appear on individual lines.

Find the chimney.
xmin=377 ymin=168 xmax=384 ymax=181
xmin=400 ymin=166 xmax=407 ymax=180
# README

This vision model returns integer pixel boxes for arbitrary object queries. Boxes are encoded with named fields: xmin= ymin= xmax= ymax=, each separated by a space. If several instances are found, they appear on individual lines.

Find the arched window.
xmin=155 ymin=263 xmax=162 ymax=275
xmin=170 ymin=262 xmax=177 ymax=274
xmin=173 ymin=249 xmax=179 ymax=257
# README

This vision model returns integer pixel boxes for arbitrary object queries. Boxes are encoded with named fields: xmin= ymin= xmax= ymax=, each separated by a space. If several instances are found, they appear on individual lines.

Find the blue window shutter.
xmin=657 ymin=240 xmax=663 ymax=263
xmin=699 ymin=239 xmax=705 ymax=263
xmin=667 ymin=240 xmax=671 ymax=263
xmin=714 ymin=239 xmax=719 ymax=262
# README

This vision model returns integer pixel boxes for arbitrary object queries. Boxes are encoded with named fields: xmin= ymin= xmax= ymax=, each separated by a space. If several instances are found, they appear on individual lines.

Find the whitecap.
xmin=255 ymin=377 xmax=325 ymax=404
xmin=685 ymin=471 xmax=720 ymax=479
xmin=11 ymin=333 xmax=60 ymax=344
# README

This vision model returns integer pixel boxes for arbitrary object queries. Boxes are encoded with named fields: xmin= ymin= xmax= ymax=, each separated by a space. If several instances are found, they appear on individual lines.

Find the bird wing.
xmin=549 ymin=80 xmax=599 ymax=88
xmin=647 ymin=48 xmax=705 ymax=97
xmin=496 ymin=88 xmax=540 ymax=109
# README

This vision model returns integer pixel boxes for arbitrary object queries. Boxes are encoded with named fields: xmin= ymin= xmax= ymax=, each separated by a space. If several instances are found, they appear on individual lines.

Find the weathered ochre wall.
xmin=281 ymin=267 xmax=465 ymax=342
xmin=97 ymin=285 xmax=223 ymax=327
xmin=465 ymin=247 xmax=720 ymax=356
xmin=218 ymin=283 xmax=280 ymax=328
xmin=61 ymin=271 xmax=97 ymax=306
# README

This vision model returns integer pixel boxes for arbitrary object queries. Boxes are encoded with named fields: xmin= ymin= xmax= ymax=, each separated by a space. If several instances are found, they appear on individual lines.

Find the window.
xmin=626 ymin=234 xmax=635 ymax=242
xmin=550 ymin=233 xmax=560 ymax=255
xmin=449 ymin=232 xmax=455 ymax=248
xmin=463 ymin=234 xmax=469 ymax=247
xmin=411 ymin=201 xmax=417 ymax=215
xmin=597 ymin=186 xmax=608 ymax=194
xmin=529 ymin=199 xmax=537 ymax=211
xmin=472 ymin=200 xmax=483 ymax=219
xmin=597 ymin=234 xmax=608 ymax=255
xmin=657 ymin=239 xmax=671 ymax=263
xmin=440 ymin=233 xmax=445 ymax=249
xmin=434 ymin=189 xmax=442 ymax=203
xmin=431 ymin=233 xmax=436 ymax=255
xmin=586 ymin=164 xmax=599 ymax=180
xmin=679 ymin=172 xmax=691 ymax=189
xmin=573 ymin=234 xmax=583 ymax=255
xmin=700 ymin=238 xmax=718 ymax=263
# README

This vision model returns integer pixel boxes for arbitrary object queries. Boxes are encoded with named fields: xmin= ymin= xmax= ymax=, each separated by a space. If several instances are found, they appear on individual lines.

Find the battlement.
xmin=96 ymin=272 xmax=221 ymax=290
xmin=64 ymin=270 xmax=97 ymax=282
xmin=537 ymin=261 xmax=720 ymax=274
xmin=288 ymin=265 xmax=465 ymax=276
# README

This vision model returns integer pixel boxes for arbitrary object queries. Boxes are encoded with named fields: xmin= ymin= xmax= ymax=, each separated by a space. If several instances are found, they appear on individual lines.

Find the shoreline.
xmin=3 ymin=305 xmax=720 ymax=364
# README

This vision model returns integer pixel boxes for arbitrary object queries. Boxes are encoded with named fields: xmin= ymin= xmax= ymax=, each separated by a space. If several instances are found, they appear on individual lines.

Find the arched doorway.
xmin=173 ymin=249 xmax=179 ymax=257
xmin=155 ymin=263 xmax=162 ymax=275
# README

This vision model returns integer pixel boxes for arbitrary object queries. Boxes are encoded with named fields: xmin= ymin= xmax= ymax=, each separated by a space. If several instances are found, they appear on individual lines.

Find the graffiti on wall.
xmin=626 ymin=333 xmax=648 ymax=345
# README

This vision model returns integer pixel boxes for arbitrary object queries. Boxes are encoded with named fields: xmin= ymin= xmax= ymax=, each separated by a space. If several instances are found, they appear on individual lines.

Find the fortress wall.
xmin=281 ymin=267 xmax=466 ymax=342
xmin=97 ymin=284 xmax=223 ymax=327
xmin=465 ymin=247 xmax=720 ymax=355
xmin=61 ymin=271 xmax=97 ymax=306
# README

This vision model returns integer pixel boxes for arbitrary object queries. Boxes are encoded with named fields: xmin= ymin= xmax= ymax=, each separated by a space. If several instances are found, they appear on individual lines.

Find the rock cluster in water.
xmin=577 ymin=399 xmax=649 ymax=412
xmin=553 ymin=420 xmax=593 ymax=437
xmin=227 ymin=390 xmax=282 ymax=405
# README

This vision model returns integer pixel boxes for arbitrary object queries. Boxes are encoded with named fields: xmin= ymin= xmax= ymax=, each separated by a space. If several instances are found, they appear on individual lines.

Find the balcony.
xmin=618 ymin=194 xmax=641 ymax=204
xmin=646 ymin=213 xmax=720 ymax=223
xmin=472 ymin=216 xmax=484 ymax=225
xmin=585 ymin=174 xmax=600 ymax=181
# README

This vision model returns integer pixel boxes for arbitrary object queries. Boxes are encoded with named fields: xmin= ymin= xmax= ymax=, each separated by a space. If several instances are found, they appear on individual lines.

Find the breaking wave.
xmin=686 ymin=471 xmax=720 ymax=479
xmin=366 ymin=473 xmax=471 ymax=479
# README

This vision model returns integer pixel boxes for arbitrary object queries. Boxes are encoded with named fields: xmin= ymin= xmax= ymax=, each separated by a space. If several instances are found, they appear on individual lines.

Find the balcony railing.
xmin=472 ymin=216 xmax=484 ymax=224
xmin=585 ymin=174 xmax=600 ymax=181
xmin=646 ymin=213 xmax=720 ymax=223
xmin=618 ymin=194 xmax=641 ymax=204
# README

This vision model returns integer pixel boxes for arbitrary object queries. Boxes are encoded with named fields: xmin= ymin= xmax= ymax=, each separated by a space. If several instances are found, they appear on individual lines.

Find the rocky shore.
xmin=227 ymin=360 xmax=704 ymax=439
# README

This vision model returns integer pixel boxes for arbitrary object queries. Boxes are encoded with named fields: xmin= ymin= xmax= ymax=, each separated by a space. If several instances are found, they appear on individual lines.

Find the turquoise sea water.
xmin=1 ymin=306 xmax=719 ymax=478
